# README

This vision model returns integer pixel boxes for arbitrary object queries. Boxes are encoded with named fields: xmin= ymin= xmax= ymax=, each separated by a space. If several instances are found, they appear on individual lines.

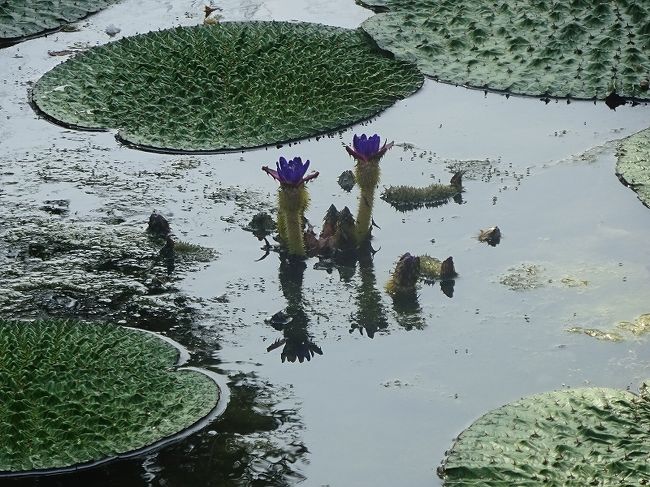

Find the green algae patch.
xmin=438 ymin=383 xmax=650 ymax=485
xmin=566 ymin=326 xmax=625 ymax=342
xmin=32 ymin=22 xmax=423 ymax=153
xmin=0 ymin=0 xmax=119 ymax=46
xmin=0 ymin=319 xmax=219 ymax=475
xmin=568 ymin=313 xmax=650 ymax=342
xmin=499 ymin=263 xmax=546 ymax=291
xmin=0 ymin=216 xmax=215 ymax=323
xmin=616 ymin=128 xmax=650 ymax=208
xmin=360 ymin=0 xmax=650 ymax=100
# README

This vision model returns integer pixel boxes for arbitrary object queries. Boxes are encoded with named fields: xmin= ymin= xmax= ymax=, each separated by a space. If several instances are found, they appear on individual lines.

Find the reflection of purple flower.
xmin=262 ymin=157 xmax=319 ymax=186
xmin=345 ymin=134 xmax=393 ymax=164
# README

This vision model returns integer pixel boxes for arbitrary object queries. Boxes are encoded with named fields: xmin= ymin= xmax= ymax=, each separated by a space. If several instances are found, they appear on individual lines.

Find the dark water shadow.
xmin=266 ymin=257 xmax=323 ymax=363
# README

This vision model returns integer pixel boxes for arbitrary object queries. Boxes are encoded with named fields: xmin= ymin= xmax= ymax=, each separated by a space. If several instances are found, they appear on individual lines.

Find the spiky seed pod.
xmin=320 ymin=204 xmax=339 ymax=240
xmin=440 ymin=256 xmax=457 ymax=279
xmin=334 ymin=207 xmax=357 ymax=251
xmin=386 ymin=253 xmax=421 ymax=295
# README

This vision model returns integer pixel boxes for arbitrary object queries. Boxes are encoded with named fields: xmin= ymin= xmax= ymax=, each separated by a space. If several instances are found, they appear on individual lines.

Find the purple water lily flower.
xmin=263 ymin=156 xmax=319 ymax=186
xmin=345 ymin=134 xmax=394 ymax=164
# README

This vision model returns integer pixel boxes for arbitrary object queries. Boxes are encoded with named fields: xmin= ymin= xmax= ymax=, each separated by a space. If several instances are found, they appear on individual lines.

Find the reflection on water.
xmin=350 ymin=250 xmax=389 ymax=338
xmin=440 ymin=279 xmax=455 ymax=298
xmin=390 ymin=288 xmax=425 ymax=330
xmin=267 ymin=257 xmax=323 ymax=363
xmin=5 ymin=370 xmax=307 ymax=487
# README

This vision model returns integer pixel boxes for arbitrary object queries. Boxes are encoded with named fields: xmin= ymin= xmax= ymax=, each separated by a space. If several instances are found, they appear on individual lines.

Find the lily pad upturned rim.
xmin=0 ymin=320 xmax=229 ymax=478
xmin=616 ymin=126 xmax=650 ymax=209
xmin=356 ymin=0 xmax=650 ymax=103
xmin=438 ymin=382 xmax=650 ymax=485
xmin=30 ymin=21 xmax=424 ymax=154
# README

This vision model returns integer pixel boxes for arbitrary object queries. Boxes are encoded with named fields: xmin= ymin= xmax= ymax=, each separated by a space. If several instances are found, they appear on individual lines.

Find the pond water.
xmin=1 ymin=0 xmax=650 ymax=486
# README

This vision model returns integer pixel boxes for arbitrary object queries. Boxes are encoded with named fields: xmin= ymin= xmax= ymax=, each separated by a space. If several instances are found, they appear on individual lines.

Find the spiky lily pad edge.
xmin=0 ymin=321 xmax=229 ymax=479
xmin=29 ymin=74 xmax=425 ymax=157
xmin=361 ymin=27 xmax=650 ymax=104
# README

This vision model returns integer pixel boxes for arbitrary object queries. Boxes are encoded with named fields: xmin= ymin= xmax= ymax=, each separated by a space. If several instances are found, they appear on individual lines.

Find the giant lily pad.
xmin=359 ymin=0 xmax=650 ymax=100
xmin=617 ymin=127 xmax=650 ymax=208
xmin=438 ymin=381 xmax=650 ymax=485
xmin=0 ymin=319 xmax=221 ymax=475
xmin=31 ymin=22 xmax=423 ymax=153
xmin=0 ymin=0 xmax=120 ymax=47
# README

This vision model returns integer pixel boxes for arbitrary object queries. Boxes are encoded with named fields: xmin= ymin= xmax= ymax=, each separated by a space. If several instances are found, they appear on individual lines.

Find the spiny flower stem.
xmin=355 ymin=163 xmax=380 ymax=243
xmin=278 ymin=185 xmax=310 ymax=257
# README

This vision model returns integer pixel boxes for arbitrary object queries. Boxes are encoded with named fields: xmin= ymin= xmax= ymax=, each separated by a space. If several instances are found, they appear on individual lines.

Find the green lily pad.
xmin=616 ymin=127 xmax=650 ymax=208
xmin=0 ymin=319 xmax=220 ymax=475
xmin=0 ymin=0 xmax=120 ymax=46
xmin=439 ymin=382 xmax=650 ymax=485
xmin=360 ymin=0 xmax=650 ymax=100
xmin=32 ymin=22 xmax=423 ymax=153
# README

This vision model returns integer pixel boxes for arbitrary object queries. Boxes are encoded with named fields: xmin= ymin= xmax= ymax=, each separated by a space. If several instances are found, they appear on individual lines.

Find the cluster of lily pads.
xmin=4 ymin=0 xmax=650 ymax=483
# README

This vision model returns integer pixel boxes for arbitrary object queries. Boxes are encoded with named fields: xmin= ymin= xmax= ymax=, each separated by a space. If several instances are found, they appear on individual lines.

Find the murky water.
xmin=2 ymin=1 xmax=650 ymax=486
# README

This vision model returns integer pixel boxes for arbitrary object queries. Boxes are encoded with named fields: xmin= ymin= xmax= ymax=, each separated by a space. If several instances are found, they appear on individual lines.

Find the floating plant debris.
xmin=337 ymin=170 xmax=356 ymax=192
xmin=0 ymin=319 xmax=220 ymax=475
xmin=32 ymin=22 xmax=423 ymax=153
xmin=0 ymin=0 xmax=121 ymax=47
xmin=359 ymin=0 xmax=650 ymax=100
xmin=438 ymin=380 xmax=650 ymax=485
xmin=616 ymin=127 xmax=650 ymax=208
xmin=477 ymin=226 xmax=501 ymax=246
xmin=499 ymin=263 xmax=546 ymax=291
xmin=568 ymin=313 xmax=650 ymax=342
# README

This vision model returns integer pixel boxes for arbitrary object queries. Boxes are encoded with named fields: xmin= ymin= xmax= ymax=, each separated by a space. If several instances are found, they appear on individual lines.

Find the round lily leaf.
xmin=439 ymin=385 xmax=650 ymax=485
xmin=0 ymin=319 xmax=220 ymax=475
xmin=0 ymin=0 xmax=120 ymax=46
xmin=31 ymin=22 xmax=423 ymax=153
xmin=360 ymin=0 xmax=650 ymax=100
xmin=617 ymin=127 xmax=650 ymax=208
